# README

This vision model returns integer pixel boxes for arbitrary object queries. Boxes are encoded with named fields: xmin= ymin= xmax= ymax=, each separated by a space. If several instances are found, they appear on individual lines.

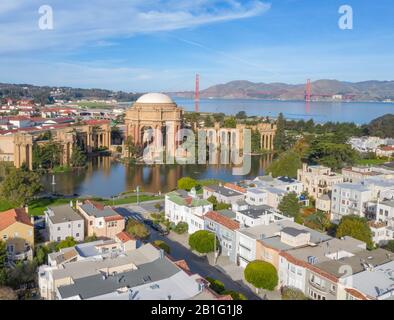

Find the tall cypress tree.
xmin=273 ymin=112 xmax=286 ymax=152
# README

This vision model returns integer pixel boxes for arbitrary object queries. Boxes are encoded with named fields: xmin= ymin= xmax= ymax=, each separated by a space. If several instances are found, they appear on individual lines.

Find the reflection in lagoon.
xmin=41 ymin=155 xmax=273 ymax=198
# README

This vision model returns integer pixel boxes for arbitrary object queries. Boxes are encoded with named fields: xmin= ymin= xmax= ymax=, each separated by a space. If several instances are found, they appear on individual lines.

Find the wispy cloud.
xmin=0 ymin=0 xmax=270 ymax=54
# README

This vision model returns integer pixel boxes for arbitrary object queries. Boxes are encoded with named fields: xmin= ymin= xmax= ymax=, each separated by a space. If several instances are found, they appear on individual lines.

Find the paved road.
xmin=114 ymin=204 xmax=260 ymax=300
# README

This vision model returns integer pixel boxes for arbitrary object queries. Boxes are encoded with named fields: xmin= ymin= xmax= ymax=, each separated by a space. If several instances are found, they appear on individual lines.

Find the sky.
xmin=0 ymin=0 xmax=393 ymax=92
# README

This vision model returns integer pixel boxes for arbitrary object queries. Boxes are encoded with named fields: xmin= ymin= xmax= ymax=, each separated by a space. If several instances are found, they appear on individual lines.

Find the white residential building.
xmin=165 ymin=189 xmax=213 ymax=234
xmin=45 ymin=204 xmax=85 ymax=242
xmin=330 ymin=183 xmax=373 ymax=222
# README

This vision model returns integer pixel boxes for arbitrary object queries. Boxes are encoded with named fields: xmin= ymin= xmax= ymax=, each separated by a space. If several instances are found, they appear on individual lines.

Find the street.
xmin=115 ymin=202 xmax=261 ymax=300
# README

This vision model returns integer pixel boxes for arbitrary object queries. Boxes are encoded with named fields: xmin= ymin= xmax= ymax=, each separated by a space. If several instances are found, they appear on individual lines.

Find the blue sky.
xmin=0 ymin=0 xmax=393 ymax=92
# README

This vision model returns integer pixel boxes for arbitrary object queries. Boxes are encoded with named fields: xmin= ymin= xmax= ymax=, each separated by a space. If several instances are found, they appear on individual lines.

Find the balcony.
xmin=308 ymin=279 xmax=328 ymax=293
xmin=7 ymin=247 xmax=33 ymax=261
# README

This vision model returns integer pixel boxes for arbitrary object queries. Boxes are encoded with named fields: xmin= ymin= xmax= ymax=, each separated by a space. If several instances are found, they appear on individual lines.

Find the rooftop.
xmin=0 ymin=208 xmax=32 ymax=231
xmin=204 ymin=211 xmax=240 ymax=231
xmin=57 ymin=257 xmax=180 ymax=299
xmin=315 ymin=248 xmax=394 ymax=279
xmin=136 ymin=93 xmax=174 ymax=104
xmin=46 ymin=204 xmax=83 ymax=224
xmin=204 ymin=184 xmax=243 ymax=197
xmin=237 ymin=205 xmax=275 ymax=219
xmin=238 ymin=219 xmax=332 ymax=243
xmin=79 ymin=201 xmax=121 ymax=219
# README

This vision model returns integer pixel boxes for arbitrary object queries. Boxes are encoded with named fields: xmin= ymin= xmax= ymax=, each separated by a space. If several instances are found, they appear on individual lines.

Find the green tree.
xmin=174 ymin=221 xmax=188 ymax=234
xmin=206 ymin=195 xmax=230 ymax=211
xmin=188 ymin=230 xmax=217 ymax=254
xmin=336 ymin=215 xmax=373 ymax=249
xmin=383 ymin=240 xmax=394 ymax=253
xmin=223 ymin=117 xmax=236 ymax=128
xmin=204 ymin=115 xmax=214 ymax=128
xmin=177 ymin=177 xmax=197 ymax=191
xmin=56 ymin=237 xmax=77 ymax=251
xmin=278 ymin=192 xmax=301 ymax=218
xmin=0 ymin=168 xmax=43 ymax=206
xmin=34 ymin=245 xmax=52 ymax=266
xmin=251 ymin=129 xmax=262 ymax=153
xmin=244 ymin=260 xmax=278 ymax=291
xmin=273 ymin=112 xmax=286 ymax=152
xmin=235 ymin=111 xmax=247 ymax=119
xmin=32 ymin=141 xmax=63 ymax=170
xmin=152 ymin=240 xmax=170 ymax=254
xmin=306 ymin=136 xmax=359 ymax=170
xmin=70 ymin=145 xmax=87 ymax=167
xmin=213 ymin=113 xmax=225 ymax=124
xmin=126 ymin=219 xmax=150 ymax=239
xmin=266 ymin=150 xmax=302 ymax=178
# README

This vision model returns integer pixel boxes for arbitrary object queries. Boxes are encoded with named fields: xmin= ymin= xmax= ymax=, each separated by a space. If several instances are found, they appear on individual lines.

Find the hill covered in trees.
xmin=0 ymin=83 xmax=141 ymax=104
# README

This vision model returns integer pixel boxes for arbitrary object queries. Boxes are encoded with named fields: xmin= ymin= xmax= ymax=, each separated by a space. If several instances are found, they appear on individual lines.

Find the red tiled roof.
xmin=379 ymin=146 xmax=394 ymax=151
xmin=344 ymin=288 xmax=369 ymax=300
xmin=279 ymin=251 xmax=339 ymax=283
xmin=84 ymin=119 xmax=110 ymax=126
xmin=174 ymin=260 xmax=191 ymax=272
xmin=224 ymin=183 xmax=246 ymax=194
xmin=204 ymin=211 xmax=240 ymax=231
xmin=84 ymin=199 xmax=105 ymax=210
xmin=104 ymin=215 xmax=124 ymax=222
xmin=116 ymin=231 xmax=135 ymax=243
xmin=0 ymin=208 xmax=32 ymax=231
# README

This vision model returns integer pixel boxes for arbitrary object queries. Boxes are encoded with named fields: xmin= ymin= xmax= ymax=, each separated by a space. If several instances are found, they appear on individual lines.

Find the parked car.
xmin=144 ymin=219 xmax=154 ymax=227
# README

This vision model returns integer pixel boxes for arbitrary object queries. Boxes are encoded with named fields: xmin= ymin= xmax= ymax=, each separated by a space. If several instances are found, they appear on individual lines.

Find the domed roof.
xmin=136 ymin=93 xmax=174 ymax=104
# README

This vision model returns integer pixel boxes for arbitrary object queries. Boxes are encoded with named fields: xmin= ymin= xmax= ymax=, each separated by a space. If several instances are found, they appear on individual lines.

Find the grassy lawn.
xmin=77 ymin=101 xmax=115 ymax=109
xmin=356 ymin=158 xmax=389 ymax=166
xmin=0 ymin=199 xmax=14 ymax=212
xmin=101 ymin=195 xmax=162 ymax=206
xmin=28 ymin=198 xmax=73 ymax=216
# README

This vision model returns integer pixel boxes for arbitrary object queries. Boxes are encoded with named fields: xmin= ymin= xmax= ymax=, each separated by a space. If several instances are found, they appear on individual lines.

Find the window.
xmin=76 ymin=233 xmax=79 ymax=237
xmin=57 ymin=227 xmax=61 ymax=231
xmin=78 ymin=224 xmax=81 ymax=227
xmin=2 ymin=234 xmax=7 ymax=240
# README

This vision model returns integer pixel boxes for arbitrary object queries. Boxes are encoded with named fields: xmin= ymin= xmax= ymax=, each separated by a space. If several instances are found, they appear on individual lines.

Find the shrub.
xmin=126 ymin=219 xmax=150 ymax=239
xmin=174 ymin=221 xmax=188 ymax=234
xmin=244 ymin=260 xmax=278 ymax=291
xmin=222 ymin=290 xmax=247 ymax=300
xmin=281 ymin=286 xmax=308 ymax=300
xmin=188 ymin=230 xmax=216 ymax=254
xmin=152 ymin=240 xmax=170 ymax=254
xmin=206 ymin=277 xmax=225 ymax=294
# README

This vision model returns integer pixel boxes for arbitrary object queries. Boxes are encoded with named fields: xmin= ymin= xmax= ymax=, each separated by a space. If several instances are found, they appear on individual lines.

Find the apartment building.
xmin=204 ymin=210 xmax=240 ymax=262
xmin=45 ymin=204 xmax=85 ymax=242
xmin=235 ymin=219 xmax=312 ymax=269
xmin=165 ymin=189 xmax=213 ymax=234
xmin=278 ymin=236 xmax=366 ymax=295
xmin=256 ymin=224 xmax=332 ymax=271
xmin=0 ymin=207 xmax=34 ymax=262
xmin=305 ymin=248 xmax=394 ymax=300
xmin=76 ymin=200 xmax=125 ymax=239
xmin=330 ymin=183 xmax=372 ymax=222
xmin=235 ymin=204 xmax=290 ymax=228
xmin=38 ymin=243 xmax=228 ymax=300
xmin=252 ymin=175 xmax=304 ymax=195
xmin=297 ymin=163 xmax=343 ymax=200
xmin=342 ymin=166 xmax=386 ymax=183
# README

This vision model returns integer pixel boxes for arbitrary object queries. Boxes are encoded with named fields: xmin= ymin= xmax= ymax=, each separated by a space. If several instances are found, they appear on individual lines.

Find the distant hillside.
xmin=170 ymin=79 xmax=394 ymax=102
xmin=0 ymin=83 xmax=141 ymax=104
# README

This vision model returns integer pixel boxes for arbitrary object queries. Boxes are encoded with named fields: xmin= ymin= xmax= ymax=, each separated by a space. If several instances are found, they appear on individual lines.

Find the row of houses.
xmin=45 ymin=200 xmax=125 ymax=242
xmin=164 ymin=170 xmax=394 ymax=300
xmin=38 ymin=240 xmax=231 ymax=300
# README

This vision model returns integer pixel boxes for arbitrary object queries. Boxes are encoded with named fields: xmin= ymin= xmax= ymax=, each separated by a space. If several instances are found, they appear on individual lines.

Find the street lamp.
xmin=136 ymin=185 xmax=140 ymax=205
